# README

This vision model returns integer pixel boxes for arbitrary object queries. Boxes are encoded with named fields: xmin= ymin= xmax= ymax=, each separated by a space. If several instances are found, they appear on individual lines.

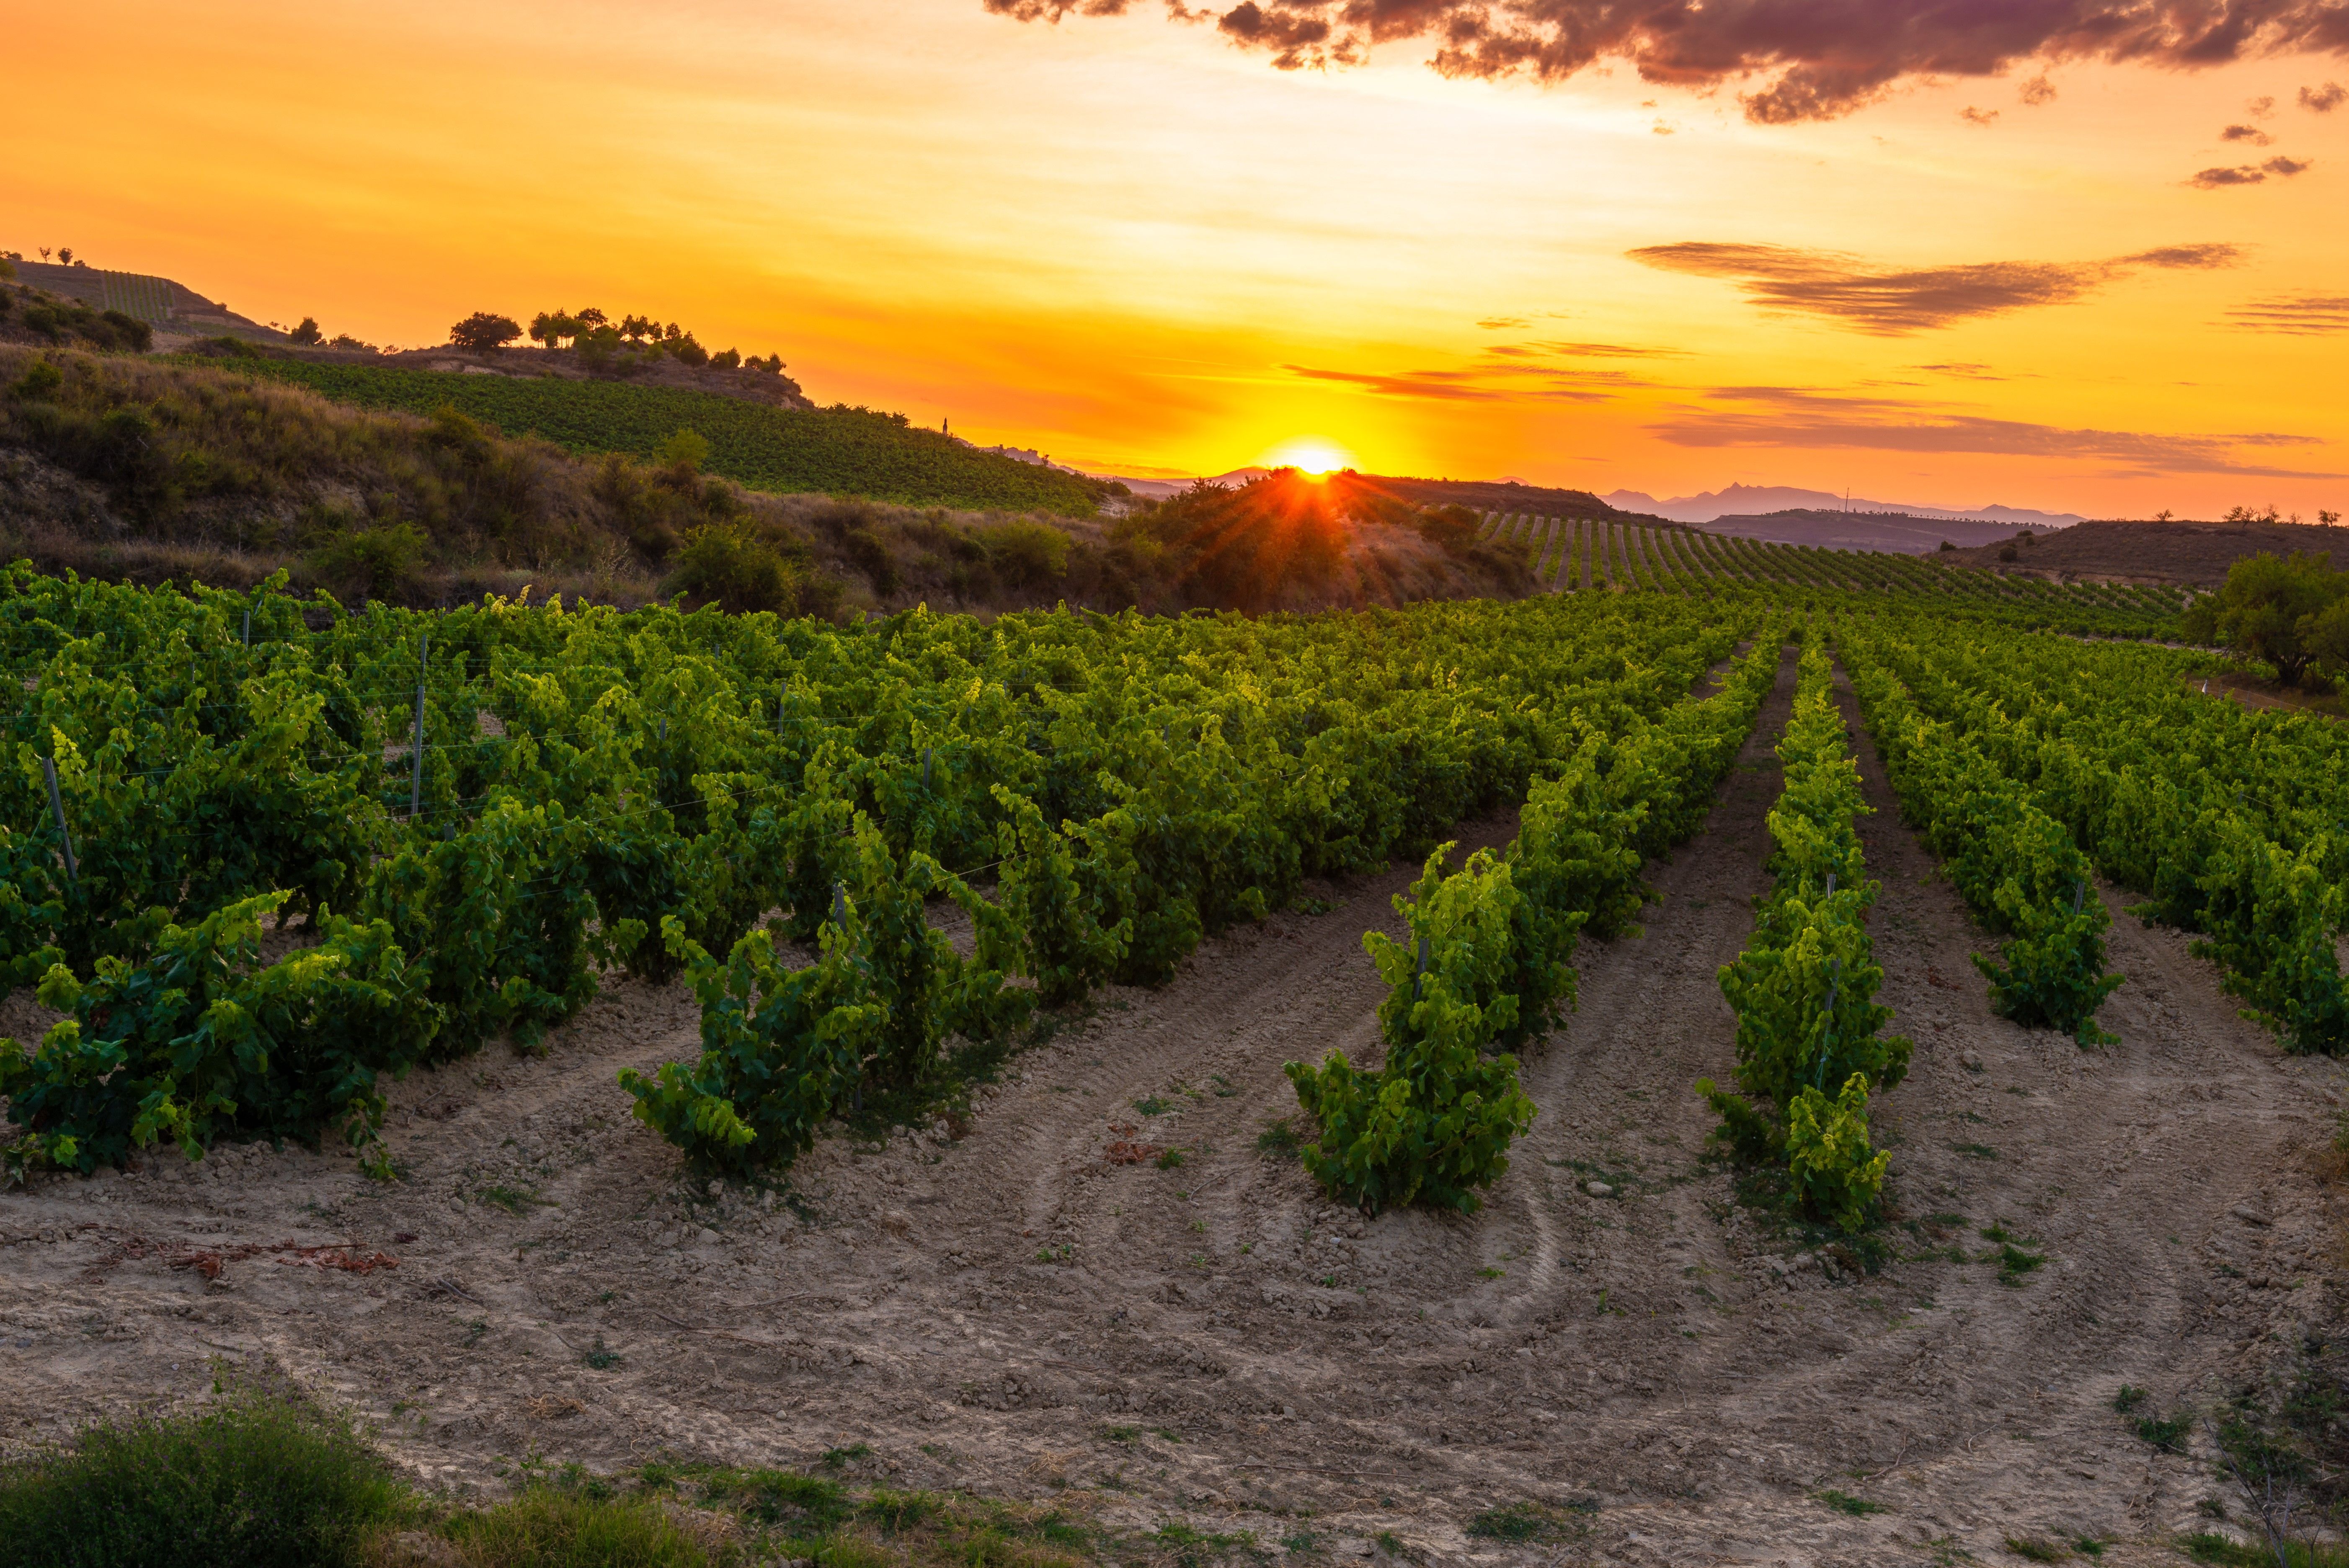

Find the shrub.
xmin=0 ymin=1384 xmax=406 ymax=1568
xmin=976 ymin=519 xmax=1070 ymax=587
xmin=663 ymin=521 xmax=796 ymax=613
xmin=308 ymin=520 xmax=431 ymax=601
xmin=658 ymin=428 xmax=711 ymax=472
xmin=289 ymin=317 xmax=323 ymax=346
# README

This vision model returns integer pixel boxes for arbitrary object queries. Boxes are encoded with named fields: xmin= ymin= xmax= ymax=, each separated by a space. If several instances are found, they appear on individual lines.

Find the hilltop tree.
xmin=288 ymin=317 xmax=323 ymax=346
xmin=450 ymin=312 xmax=522 ymax=352
xmin=528 ymin=310 xmax=578 ymax=351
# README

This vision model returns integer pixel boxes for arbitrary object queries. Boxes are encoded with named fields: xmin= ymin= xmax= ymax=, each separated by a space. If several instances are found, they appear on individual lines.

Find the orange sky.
xmin=7 ymin=0 xmax=2348 ymax=516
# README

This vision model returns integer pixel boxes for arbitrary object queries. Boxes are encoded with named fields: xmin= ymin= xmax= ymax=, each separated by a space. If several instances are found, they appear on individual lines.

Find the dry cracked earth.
xmin=4 ymin=647 xmax=2346 ymax=1567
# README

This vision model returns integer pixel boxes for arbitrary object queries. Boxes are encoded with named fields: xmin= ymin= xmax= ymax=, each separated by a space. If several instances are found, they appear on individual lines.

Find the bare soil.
xmin=5 ymin=649 xmax=2346 ymax=1566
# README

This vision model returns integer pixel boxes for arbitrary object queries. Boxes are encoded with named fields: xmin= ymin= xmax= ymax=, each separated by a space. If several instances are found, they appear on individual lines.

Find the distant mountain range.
xmin=1603 ymin=483 xmax=2082 ymax=529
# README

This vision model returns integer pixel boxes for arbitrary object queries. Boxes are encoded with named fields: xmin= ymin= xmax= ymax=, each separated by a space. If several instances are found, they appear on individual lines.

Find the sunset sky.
xmin=8 ymin=0 xmax=2348 ymax=517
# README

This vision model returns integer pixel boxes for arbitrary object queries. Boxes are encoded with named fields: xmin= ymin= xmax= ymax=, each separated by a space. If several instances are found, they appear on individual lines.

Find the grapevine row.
xmin=1288 ymin=632 xmax=1785 ymax=1212
xmin=1858 ymin=619 xmax=2349 ymax=1053
xmin=1699 ymin=637 xmax=1908 ymax=1234
xmin=1837 ymin=624 xmax=2123 ymax=1043
xmin=0 ymin=566 xmax=1750 ymax=1178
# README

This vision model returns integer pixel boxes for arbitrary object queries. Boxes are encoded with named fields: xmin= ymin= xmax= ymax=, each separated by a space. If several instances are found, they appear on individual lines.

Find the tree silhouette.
xmin=450 ymin=312 xmax=523 ymax=352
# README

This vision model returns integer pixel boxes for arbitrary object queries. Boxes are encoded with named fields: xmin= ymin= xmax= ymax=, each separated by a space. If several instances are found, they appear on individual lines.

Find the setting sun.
xmin=1262 ymin=437 xmax=1355 ymax=477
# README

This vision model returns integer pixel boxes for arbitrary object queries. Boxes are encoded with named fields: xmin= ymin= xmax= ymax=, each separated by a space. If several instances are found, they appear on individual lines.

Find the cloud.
xmin=2225 ymin=293 xmax=2349 ymax=332
xmin=1912 ymin=361 xmax=2008 ymax=379
xmin=2019 ymin=73 xmax=2059 ymax=105
xmin=2306 ymin=80 xmax=2349 ymax=110
xmin=1647 ymin=386 xmax=2338 ymax=477
xmin=2192 ymin=155 xmax=2315 ymax=185
xmin=2248 ymin=94 xmax=2279 ymax=117
xmin=985 ymin=0 xmax=2349 ymax=124
xmin=1624 ymin=240 xmax=2241 ymax=334
xmin=1475 ymin=316 xmax=1530 ymax=330
xmin=2222 ymin=122 xmax=2274 ymax=142
xmin=1284 ymin=365 xmax=1505 ymax=400
xmin=1284 ymin=353 xmax=1662 ymax=402
xmin=1961 ymin=106 xmax=2001 ymax=125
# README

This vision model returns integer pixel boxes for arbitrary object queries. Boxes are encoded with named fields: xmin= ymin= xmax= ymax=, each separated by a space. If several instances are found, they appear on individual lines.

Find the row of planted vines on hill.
xmin=1853 ymin=616 xmax=2349 ymax=1054
xmin=0 ymin=563 xmax=1760 ymax=1184
xmin=1700 ymin=638 xmax=1908 ymax=1235
xmin=1483 ymin=512 xmax=2188 ymax=638
xmin=1291 ymin=632 xmax=1782 ymax=1212
xmin=1838 ymin=624 xmax=2124 ymax=1044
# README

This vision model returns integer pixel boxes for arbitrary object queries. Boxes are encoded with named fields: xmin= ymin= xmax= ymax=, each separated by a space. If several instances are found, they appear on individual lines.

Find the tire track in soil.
xmin=4 ymin=645 xmax=2347 ymax=1568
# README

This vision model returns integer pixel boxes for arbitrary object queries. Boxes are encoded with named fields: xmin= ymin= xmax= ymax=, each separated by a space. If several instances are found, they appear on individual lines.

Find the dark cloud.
xmin=984 ymin=0 xmax=2349 ymax=124
xmin=2225 ymin=293 xmax=2349 ymax=331
xmin=2222 ymin=122 xmax=2274 ymax=141
xmin=2306 ymin=80 xmax=2349 ymax=108
xmin=1624 ymin=241 xmax=2241 ymax=334
xmin=2192 ymin=155 xmax=2315 ymax=184
xmin=1647 ymin=386 xmax=2337 ymax=478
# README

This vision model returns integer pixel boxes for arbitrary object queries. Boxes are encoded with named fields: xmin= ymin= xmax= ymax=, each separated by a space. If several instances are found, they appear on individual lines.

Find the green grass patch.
xmin=1814 ymin=1490 xmax=1885 ymax=1516
xmin=0 ymin=1381 xmax=408 ymax=1568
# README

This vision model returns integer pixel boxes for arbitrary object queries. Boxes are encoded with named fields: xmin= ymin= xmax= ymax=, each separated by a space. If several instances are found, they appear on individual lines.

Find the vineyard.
xmin=0 ymin=560 xmax=2341 ymax=1565
xmin=197 ymin=356 xmax=1113 ymax=516
xmin=1479 ymin=509 xmax=2191 ymax=632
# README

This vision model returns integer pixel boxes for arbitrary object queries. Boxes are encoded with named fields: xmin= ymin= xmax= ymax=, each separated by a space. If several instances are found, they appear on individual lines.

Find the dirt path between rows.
xmin=3 ymin=648 xmax=2346 ymax=1566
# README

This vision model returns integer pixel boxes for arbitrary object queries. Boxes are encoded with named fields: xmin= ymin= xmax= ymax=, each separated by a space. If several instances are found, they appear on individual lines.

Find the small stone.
xmin=697 ymin=1227 xmax=722 ymax=1246
xmin=2231 ymin=1204 xmax=2272 ymax=1227
xmin=1585 ymin=1181 xmax=1613 ymax=1197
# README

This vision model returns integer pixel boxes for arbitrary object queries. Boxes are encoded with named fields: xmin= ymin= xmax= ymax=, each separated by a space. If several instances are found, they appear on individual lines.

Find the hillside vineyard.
xmin=3 ymin=562 xmax=2297 ymax=1226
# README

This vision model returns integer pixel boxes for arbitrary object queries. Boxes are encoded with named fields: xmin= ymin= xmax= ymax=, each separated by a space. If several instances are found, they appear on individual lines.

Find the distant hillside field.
xmin=1947 ymin=517 xmax=2349 ymax=585
xmin=209 ymin=357 xmax=1108 ymax=516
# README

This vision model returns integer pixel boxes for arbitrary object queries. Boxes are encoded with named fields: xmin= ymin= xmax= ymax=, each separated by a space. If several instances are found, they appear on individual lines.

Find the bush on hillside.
xmin=663 ymin=520 xmax=830 ymax=615
xmin=306 ymin=518 xmax=431 ymax=601
xmin=2181 ymin=549 xmax=2348 ymax=686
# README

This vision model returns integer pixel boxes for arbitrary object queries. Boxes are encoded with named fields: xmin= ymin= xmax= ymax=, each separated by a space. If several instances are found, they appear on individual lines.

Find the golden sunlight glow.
xmin=8 ymin=0 xmax=2346 ymax=514
xmin=1264 ymin=438 xmax=1355 ymax=477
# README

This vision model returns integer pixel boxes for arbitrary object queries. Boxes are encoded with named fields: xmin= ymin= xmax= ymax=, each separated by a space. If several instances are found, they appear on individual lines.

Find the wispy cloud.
xmin=2192 ymin=155 xmax=2314 ymax=187
xmin=2305 ymin=81 xmax=2348 ymax=112
xmin=1283 ymin=354 xmax=1661 ymax=402
xmin=1283 ymin=365 xmax=1507 ymax=401
xmin=1648 ymin=386 xmax=2338 ymax=478
xmin=987 ymin=0 xmax=2349 ymax=124
xmin=1624 ymin=241 xmax=2241 ymax=334
xmin=2223 ymin=294 xmax=2349 ymax=333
